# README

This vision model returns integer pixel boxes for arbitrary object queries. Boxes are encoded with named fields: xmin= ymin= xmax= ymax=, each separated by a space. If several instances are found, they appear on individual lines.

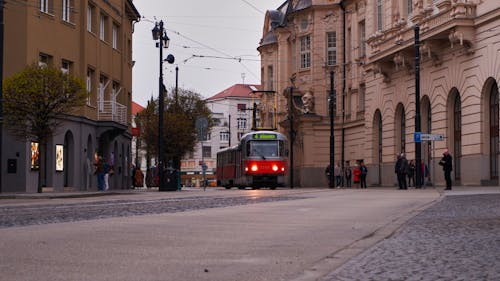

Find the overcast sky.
xmin=132 ymin=0 xmax=285 ymax=107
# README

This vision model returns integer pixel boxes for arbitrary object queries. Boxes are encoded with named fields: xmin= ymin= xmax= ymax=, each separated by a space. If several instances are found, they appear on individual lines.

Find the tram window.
xmin=248 ymin=141 xmax=279 ymax=157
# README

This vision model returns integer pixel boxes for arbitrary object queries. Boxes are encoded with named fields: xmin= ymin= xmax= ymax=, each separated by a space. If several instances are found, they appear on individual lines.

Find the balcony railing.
xmin=97 ymin=100 xmax=127 ymax=125
xmin=366 ymin=0 xmax=477 ymax=70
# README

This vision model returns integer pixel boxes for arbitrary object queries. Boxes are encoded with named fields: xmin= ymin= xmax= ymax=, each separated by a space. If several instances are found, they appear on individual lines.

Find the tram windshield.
xmin=247 ymin=140 xmax=284 ymax=158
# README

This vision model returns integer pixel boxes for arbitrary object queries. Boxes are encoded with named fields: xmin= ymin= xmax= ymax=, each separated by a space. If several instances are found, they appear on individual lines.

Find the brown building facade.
xmin=2 ymin=0 xmax=140 ymax=192
xmin=259 ymin=0 xmax=500 ymax=187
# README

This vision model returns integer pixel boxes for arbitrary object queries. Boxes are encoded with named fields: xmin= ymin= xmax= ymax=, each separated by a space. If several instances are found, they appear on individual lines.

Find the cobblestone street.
xmin=321 ymin=193 xmax=500 ymax=281
xmin=0 ymin=193 xmax=308 ymax=228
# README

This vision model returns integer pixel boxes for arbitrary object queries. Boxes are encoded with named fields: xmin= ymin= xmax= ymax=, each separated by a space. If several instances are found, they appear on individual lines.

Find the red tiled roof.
xmin=206 ymin=84 xmax=262 ymax=101
xmin=132 ymin=101 xmax=145 ymax=115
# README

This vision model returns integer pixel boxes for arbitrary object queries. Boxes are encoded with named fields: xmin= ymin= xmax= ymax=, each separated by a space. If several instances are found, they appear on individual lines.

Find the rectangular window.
xmin=267 ymin=65 xmax=274 ymax=91
xmin=347 ymin=27 xmax=352 ymax=62
xmin=100 ymin=14 xmax=108 ymax=41
xmin=87 ymin=4 xmax=95 ymax=32
xmin=359 ymin=21 xmax=366 ymax=57
xmin=377 ymin=0 xmax=383 ymax=31
xmin=112 ymin=23 xmax=119 ymax=49
xmin=61 ymin=60 xmax=71 ymax=74
xmin=300 ymin=35 xmax=311 ymax=68
xmin=237 ymin=118 xmax=247 ymax=130
xmin=62 ymin=0 xmax=71 ymax=22
xmin=202 ymin=146 xmax=211 ymax=158
xmin=40 ymin=0 xmax=52 ymax=13
xmin=39 ymin=53 xmax=52 ymax=67
xmin=327 ymin=32 xmax=337 ymax=66
xmin=237 ymin=104 xmax=246 ymax=111
xmin=359 ymin=83 xmax=366 ymax=113
xmin=99 ymin=75 xmax=107 ymax=111
xmin=86 ymin=68 xmax=94 ymax=106
xmin=407 ymin=0 xmax=413 ymax=16
xmin=220 ymin=131 xmax=230 ymax=142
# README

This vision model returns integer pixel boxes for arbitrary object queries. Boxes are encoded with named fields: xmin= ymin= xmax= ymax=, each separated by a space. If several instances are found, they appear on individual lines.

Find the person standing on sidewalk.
xmin=344 ymin=162 xmax=352 ymax=187
xmin=334 ymin=163 xmax=342 ymax=188
xmin=439 ymin=149 xmax=453 ymax=190
xmin=360 ymin=161 xmax=368 ymax=188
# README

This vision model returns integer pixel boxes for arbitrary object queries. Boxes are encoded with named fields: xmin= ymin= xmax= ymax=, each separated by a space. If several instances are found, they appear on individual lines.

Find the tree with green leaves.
xmin=136 ymin=87 xmax=212 ymax=172
xmin=3 ymin=64 xmax=86 ymax=193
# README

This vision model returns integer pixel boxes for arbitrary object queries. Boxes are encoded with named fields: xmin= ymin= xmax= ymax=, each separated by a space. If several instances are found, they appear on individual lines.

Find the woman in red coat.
xmin=353 ymin=164 xmax=361 ymax=187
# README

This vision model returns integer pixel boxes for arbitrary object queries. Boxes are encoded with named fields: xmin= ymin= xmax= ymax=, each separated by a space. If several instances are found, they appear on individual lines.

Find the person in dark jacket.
xmin=395 ymin=153 xmax=408 ymax=189
xmin=360 ymin=161 xmax=368 ymax=188
xmin=439 ymin=149 xmax=453 ymax=190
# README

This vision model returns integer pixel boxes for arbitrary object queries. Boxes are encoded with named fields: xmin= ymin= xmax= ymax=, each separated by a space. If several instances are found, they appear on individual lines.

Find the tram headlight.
xmin=251 ymin=164 xmax=258 ymax=172
xmin=272 ymin=165 xmax=279 ymax=172
xmin=281 ymin=167 xmax=285 ymax=172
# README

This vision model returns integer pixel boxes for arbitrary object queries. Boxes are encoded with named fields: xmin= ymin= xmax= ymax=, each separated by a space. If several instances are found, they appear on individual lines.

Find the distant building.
xmin=259 ymin=0 xmax=500 ymax=187
xmin=180 ymin=84 xmax=261 ymax=187
xmin=1 ymin=0 xmax=140 ymax=192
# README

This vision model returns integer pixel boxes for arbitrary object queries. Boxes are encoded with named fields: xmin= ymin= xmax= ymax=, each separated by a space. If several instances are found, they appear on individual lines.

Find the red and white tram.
xmin=216 ymin=131 xmax=288 ymax=189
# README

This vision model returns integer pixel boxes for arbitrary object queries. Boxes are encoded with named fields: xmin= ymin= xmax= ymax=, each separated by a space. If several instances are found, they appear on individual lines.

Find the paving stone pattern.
xmin=321 ymin=194 xmax=500 ymax=281
xmin=0 ymin=195 xmax=308 ymax=228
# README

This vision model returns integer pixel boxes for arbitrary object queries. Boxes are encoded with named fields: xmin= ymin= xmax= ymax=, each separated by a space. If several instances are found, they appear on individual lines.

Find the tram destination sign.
xmin=252 ymin=133 xmax=277 ymax=140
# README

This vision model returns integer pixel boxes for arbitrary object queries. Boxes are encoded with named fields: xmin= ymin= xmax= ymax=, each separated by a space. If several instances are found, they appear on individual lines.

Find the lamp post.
xmin=152 ymin=20 xmax=174 ymax=191
xmin=414 ymin=25 xmax=422 ymax=188
xmin=329 ymin=70 xmax=335 ymax=188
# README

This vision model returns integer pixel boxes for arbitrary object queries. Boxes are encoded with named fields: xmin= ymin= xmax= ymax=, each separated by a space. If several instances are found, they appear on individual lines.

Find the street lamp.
xmin=329 ymin=70 xmax=336 ymax=188
xmin=152 ymin=20 xmax=174 ymax=191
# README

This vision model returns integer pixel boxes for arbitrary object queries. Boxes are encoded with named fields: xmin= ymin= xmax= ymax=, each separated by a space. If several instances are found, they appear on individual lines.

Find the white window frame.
xmin=86 ymin=69 xmax=93 ymax=106
xmin=62 ymin=0 xmax=70 ymax=22
xmin=100 ymin=14 xmax=107 ymax=41
xmin=40 ymin=0 xmax=49 ymax=13
xmin=327 ymin=32 xmax=337 ymax=66
xmin=112 ymin=23 xmax=118 ymax=49
xmin=61 ymin=60 xmax=70 ymax=74
xmin=237 ymin=118 xmax=247 ymax=130
xmin=87 ymin=4 xmax=94 ymax=32
xmin=300 ymin=35 xmax=311 ymax=69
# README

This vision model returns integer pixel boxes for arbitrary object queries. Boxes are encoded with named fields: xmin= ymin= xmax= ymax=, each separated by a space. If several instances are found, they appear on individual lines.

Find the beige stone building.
xmin=2 ymin=0 xmax=140 ymax=192
xmin=259 ymin=0 xmax=500 ymax=187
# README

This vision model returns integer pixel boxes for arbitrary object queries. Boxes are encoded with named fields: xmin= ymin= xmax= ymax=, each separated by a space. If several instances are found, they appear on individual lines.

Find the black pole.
xmin=340 ymin=0 xmax=346 ymax=186
xmin=158 ymin=20 xmax=166 ymax=191
xmin=329 ymin=70 xmax=335 ymax=188
xmin=414 ymin=25 xmax=422 ymax=188
xmin=175 ymin=66 xmax=179 ymax=108
xmin=252 ymin=102 xmax=257 ymax=130
xmin=0 ymin=0 xmax=4 ymax=193
xmin=228 ymin=114 xmax=231 ymax=147
xmin=289 ymin=87 xmax=294 ymax=189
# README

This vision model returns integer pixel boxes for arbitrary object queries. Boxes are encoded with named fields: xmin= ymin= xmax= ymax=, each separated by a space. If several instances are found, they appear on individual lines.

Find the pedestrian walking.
xmin=95 ymin=157 xmax=105 ymax=191
xmin=104 ymin=159 xmax=111 ymax=191
xmin=334 ymin=163 xmax=342 ymax=188
xmin=395 ymin=153 xmax=408 ymax=189
xmin=325 ymin=164 xmax=333 ymax=188
xmin=360 ymin=161 xmax=368 ymax=188
xmin=439 ymin=149 xmax=453 ymax=190
xmin=344 ymin=162 xmax=352 ymax=187
xmin=353 ymin=164 xmax=360 ymax=187
xmin=408 ymin=160 xmax=415 ymax=187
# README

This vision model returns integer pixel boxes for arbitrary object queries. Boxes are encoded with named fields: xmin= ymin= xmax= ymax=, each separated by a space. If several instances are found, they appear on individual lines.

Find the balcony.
xmin=366 ymin=0 xmax=478 ymax=82
xmin=97 ymin=100 xmax=127 ymax=125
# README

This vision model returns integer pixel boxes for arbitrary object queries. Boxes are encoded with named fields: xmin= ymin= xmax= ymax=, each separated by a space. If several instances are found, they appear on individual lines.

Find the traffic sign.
xmin=414 ymin=132 xmax=422 ymax=142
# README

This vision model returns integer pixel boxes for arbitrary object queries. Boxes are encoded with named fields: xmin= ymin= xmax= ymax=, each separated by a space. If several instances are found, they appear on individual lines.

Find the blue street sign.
xmin=414 ymin=132 xmax=422 ymax=143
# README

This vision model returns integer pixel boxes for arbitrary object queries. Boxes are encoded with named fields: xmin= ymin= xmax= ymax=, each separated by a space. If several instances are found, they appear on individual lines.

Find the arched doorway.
xmin=449 ymin=88 xmax=461 ymax=183
xmin=486 ymin=78 xmax=499 ymax=182
xmin=421 ymin=96 xmax=432 ymax=182
xmin=373 ymin=109 xmax=382 ymax=185
xmin=395 ymin=103 xmax=406 ymax=154
xmin=64 ymin=131 xmax=75 ymax=187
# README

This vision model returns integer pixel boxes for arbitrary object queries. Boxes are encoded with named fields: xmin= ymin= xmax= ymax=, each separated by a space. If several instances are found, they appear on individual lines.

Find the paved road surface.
xmin=0 ymin=188 xmax=439 ymax=281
